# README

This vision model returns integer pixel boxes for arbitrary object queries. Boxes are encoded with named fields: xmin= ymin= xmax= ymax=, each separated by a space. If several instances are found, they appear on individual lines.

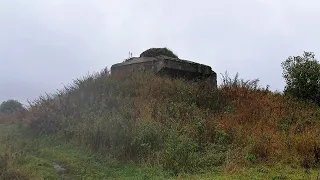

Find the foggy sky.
xmin=0 ymin=0 xmax=319 ymax=104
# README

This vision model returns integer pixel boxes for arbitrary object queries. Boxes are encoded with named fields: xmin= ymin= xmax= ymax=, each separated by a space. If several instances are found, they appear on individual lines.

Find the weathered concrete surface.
xmin=111 ymin=55 xmax=217 ymax=88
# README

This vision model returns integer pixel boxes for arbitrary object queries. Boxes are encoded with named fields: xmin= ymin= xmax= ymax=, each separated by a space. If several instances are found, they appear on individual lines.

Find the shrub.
xmin=220 ymin=71 xmax=262 ymax=91
xmin=0 ymin=99 xmax=24 ymax=114
xmin=163 ymin=133 xmax=198 ymax=175
xmin=281 ymin=51 xmax=320 ymax=105
xmin=133 ymin=120 xmax=166 ymax=162
xmin=140 ymin=47 xmax=178 ymax=58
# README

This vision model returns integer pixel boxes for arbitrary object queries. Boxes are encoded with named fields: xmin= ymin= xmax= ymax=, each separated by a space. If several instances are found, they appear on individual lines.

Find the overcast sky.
xmin=0 ymin=0 xmax=319 ymax=104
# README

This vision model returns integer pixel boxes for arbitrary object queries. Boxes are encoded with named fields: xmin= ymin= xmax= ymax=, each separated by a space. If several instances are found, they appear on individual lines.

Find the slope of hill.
xmin=1 ymin=70 xmax=320 ymax=179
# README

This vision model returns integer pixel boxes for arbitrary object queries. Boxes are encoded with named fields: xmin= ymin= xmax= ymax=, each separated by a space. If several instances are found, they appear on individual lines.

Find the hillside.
xmin=1 ymin=70 xmax=320 ymax=179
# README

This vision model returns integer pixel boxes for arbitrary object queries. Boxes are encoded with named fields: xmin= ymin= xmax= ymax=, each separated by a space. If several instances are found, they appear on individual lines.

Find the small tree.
xmin=0 ymin=99 xmax=24 ymax=114
xmin=281 ymin=51 xmax=320 ymax=105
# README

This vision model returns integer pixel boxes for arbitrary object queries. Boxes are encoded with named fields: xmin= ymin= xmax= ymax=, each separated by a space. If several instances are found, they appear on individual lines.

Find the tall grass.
xmin=218 ymin=72 xmax=320 ymax=171
xmin=5 ymin=68 xmax=320 ymax=175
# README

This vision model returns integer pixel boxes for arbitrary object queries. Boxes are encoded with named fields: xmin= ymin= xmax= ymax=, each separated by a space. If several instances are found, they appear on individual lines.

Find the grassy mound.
xmin=2 ymin=69 xmax=320 ymax=177
xmin=140 ymin=47 xmax=178 ymax=58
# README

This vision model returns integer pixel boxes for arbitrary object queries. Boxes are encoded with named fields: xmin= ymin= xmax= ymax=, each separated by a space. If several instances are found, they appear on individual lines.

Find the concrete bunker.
xmin=110 ymin=48 xmax=217 ymax=88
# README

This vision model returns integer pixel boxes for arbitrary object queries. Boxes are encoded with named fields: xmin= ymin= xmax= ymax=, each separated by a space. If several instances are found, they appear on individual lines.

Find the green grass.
xmin=1 ymin=123 xmax=319 ymax=180
xmin=0 ymin=123 xmax=172 ymax=179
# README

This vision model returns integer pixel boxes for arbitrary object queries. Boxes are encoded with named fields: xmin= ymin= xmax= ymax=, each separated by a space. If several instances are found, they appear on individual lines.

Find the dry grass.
xmin=217 ymin=80 xmax=320 ymax=169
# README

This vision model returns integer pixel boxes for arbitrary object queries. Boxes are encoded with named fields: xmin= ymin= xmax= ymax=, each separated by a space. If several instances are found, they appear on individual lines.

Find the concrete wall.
xmin=111 ymin=60 xmax=156 ymax=75
xmin=111 ymin=57 xmax=217 ymax=88
xmin=160 ymin=59 xmax=212 ymax=75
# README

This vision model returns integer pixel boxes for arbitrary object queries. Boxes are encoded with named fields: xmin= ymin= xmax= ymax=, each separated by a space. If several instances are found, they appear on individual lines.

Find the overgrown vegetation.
xmin=139 ymin=47 xmax=179 ymax=58
xmin=11 ymin=68 xmax=320 ymax=175
xmin=23 ymin=70 xmax=229 ymax=175
xmin=1 ymin=50 xmax=320 ymax=179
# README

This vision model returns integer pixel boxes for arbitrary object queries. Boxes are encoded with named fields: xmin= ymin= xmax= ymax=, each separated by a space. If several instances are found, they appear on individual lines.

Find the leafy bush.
xmin=140 ymin=47 xmax=178 ymax=58
xmin=163 ymin=133 xmax=198 ymax=175
xmin=133 ymin=120 xmax=166 ymax=162
xmin=0 ymin=99 xmax=24 ymax=114
xmin=281 ymin=51 xmax=320 ymax=105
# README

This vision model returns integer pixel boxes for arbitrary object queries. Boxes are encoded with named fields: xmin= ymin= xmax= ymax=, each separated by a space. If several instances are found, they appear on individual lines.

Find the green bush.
xmin=163 ymin=133 xmax=198 ymax=175
xmin=215 ymin=130 xmax=232 ymax=146
xmin=0 ymin=99 xmax=24 ymax=114
xmin=140 ymin=47 xmax=178 ymax=58
xmin=281 ymin=51 xmax=320 ymax=105
xmin=162 ymin=131 xmax=229 ymax=175
xmin=133 ymin=120 xmax=166 ymax=162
